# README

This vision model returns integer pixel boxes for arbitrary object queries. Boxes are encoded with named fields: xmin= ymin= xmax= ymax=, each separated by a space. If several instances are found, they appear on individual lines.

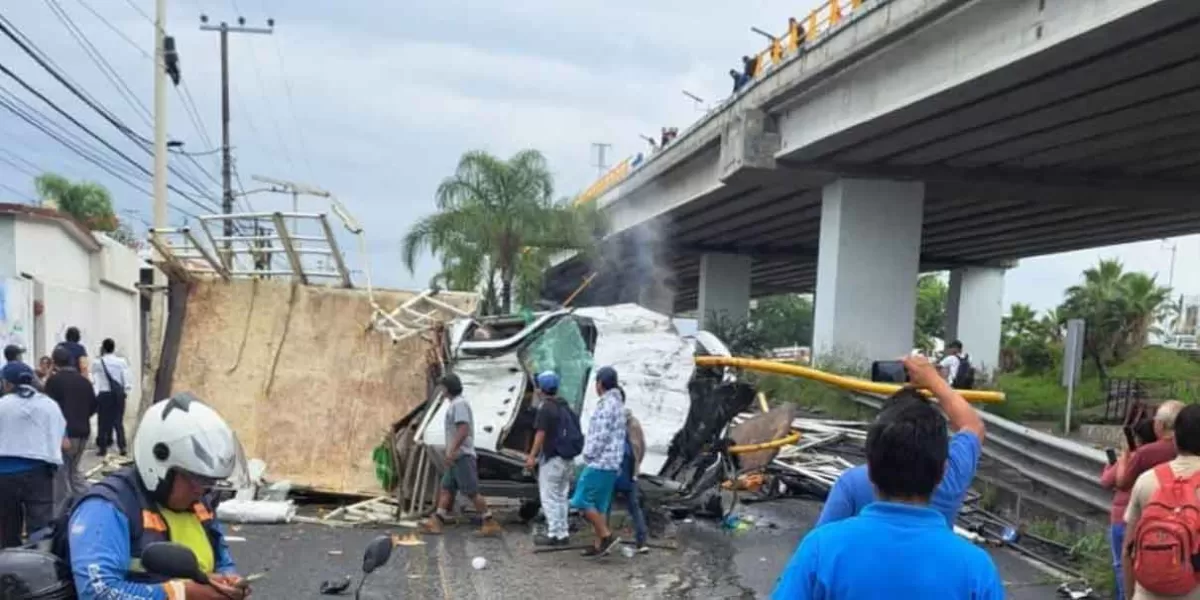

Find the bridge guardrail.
xmin=846 ymin=393 xmax=1111 ymax=515
xmin=571 ymin=0 xmax=877 ymax=208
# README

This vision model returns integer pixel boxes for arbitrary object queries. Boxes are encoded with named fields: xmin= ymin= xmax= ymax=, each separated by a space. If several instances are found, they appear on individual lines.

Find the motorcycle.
xmin=0 ymin=534 xmax=395 ymax=600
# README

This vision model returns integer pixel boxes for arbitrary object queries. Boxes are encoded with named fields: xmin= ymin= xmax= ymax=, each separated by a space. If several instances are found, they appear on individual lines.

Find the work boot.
xmin=420 ymin=515 xmax=445 ymax=535
xmin=477 ymin=518 xmax=502 ymax=537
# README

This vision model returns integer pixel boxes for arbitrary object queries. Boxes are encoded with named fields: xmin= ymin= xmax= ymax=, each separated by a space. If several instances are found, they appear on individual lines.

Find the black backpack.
xmin=552 ymin=403 xmax=584 ymax=460
xmin=955 ymin=355 xmax=976 ymax=389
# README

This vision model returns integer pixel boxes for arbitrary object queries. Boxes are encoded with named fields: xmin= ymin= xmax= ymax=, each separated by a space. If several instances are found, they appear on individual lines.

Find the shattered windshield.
xmin=519 ymin=317 xmax=593 ymax=412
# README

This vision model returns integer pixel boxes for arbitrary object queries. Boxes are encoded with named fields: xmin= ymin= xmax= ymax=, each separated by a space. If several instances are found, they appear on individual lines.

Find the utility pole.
xmin=199 ymin=15 xmax=273 ymax=255
xmin=591 ymin=142 xmax=611 ymax=177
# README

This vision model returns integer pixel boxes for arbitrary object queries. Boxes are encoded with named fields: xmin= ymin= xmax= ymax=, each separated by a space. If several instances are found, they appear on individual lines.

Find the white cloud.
xmin=1 ymin=0 xmax=1194 ymax=304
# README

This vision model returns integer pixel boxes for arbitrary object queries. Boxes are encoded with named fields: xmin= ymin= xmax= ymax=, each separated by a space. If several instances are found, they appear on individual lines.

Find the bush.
xmin=1017 ymin=341 xmax=1055 ymax=376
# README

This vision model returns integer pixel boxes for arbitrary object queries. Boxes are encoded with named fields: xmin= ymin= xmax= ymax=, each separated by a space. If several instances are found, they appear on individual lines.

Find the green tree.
xmin=1002 ymin=302 xmax=1039 ymax=346
xmin=750 ymin=294 xmax=813 ymax=349
xmin=402 ymin=150 xmax=601 ymax=315
xmin=34 ymin=172 xmax=118 ymax=231
xmin=1059 ymin=259 xmax=1172 ymax=378
xmin=914 ymin=274 xmax=947 ymax=351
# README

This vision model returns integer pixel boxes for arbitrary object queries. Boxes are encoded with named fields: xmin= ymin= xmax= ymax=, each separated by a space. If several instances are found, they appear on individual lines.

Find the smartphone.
xmin=870 ymin=360 xmax=908 ymax=384
xmin=1105 ymin=448 xmax=1118 ymax=466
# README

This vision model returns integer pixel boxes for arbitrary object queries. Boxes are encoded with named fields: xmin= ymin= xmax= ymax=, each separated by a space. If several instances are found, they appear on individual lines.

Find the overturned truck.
xmin=392 ymin=303 xmax=782 ymax=517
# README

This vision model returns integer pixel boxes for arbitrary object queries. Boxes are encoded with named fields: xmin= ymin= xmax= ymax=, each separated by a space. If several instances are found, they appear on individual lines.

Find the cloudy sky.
xmin=0 ymin=1 xmax=1195 ymax=315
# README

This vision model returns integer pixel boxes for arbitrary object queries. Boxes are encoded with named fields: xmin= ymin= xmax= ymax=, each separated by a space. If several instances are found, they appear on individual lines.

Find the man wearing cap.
xmin=526 ymin=371 xmax=575 ymax=546
xmin=421 ymin=372 xmax=502 ymax=537
xmin=572 ymin=365 xmax=627 ymax=557
xmin=0 ymin=360 xmax=66 ymax=547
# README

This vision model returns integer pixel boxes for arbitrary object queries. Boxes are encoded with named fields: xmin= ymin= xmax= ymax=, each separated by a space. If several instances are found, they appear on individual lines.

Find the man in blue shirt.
xmin=816 ymin=354 xmax=985 ymax=528
xmin=774 ymin=356 xmax=1003 ymax=599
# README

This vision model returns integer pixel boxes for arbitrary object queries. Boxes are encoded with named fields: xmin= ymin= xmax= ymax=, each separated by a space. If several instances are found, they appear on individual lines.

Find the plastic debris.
xmin=215 ymin=499 xmax=296 ymax=524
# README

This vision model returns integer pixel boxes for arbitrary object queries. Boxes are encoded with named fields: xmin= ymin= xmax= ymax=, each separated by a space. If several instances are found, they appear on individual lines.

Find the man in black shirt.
xmin=525 ymin=371 xmax=573 ymax=546
xmin=44 ymin=346 xmax=97 ymax=513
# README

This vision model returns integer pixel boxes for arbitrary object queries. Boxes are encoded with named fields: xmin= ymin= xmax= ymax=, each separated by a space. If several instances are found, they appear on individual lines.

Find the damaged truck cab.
xmin=395 ymin=304 xmax=762 ymax=515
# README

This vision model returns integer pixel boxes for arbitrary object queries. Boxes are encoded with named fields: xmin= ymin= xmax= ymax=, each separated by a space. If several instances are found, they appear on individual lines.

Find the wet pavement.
xmin=222 ymin=499 xmax=1065 ymax=599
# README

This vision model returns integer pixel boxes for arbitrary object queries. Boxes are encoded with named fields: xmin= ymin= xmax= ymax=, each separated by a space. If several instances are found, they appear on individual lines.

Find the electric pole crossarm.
xmin=198 ymin=15 xmax=274 ymax=260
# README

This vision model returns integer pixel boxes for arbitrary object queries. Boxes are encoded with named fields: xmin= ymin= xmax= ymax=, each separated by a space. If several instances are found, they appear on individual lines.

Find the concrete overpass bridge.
xmin=546 ymin=0 xmax=1200 ymax=370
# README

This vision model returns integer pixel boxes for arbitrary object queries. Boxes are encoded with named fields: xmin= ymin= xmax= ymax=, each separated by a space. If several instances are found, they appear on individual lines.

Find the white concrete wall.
xmin=697 ymin=253 xmax=752 ymax=328
xmin=812 ymin=178 xmax=924 ymax=365
xmin=946 ymin=266 xmax=1005 ymax=373
xmin=6 ymin=218 xmax=143 ymax=405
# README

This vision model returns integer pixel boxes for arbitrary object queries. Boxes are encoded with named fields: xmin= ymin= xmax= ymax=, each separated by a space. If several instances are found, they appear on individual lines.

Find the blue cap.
xmin=1 ymin=361 xmax=35 ymax=386
xmin=536 ymin=371 xmax=560 ymax=394
xmin=596 ymin=366 xmax=618 ymax=390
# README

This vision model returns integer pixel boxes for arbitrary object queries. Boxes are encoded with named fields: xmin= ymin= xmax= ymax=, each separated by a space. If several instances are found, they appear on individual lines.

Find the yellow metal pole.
xmin=694 ymin=356 xmax=1006 ymax=403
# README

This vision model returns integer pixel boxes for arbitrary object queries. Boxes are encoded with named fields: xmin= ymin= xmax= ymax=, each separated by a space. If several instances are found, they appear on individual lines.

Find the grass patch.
xmin=991 ymin=347 xmax=1200 ymax=422
xmin=1026 ymin=519 xmax=1113 ymax=593
xmin=753 ymin=355 xmax=876 ymax=420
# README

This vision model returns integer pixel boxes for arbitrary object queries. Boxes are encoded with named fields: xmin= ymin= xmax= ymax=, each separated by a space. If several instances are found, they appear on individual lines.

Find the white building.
xmin=0 ymin=203 xmax=145 ymax=405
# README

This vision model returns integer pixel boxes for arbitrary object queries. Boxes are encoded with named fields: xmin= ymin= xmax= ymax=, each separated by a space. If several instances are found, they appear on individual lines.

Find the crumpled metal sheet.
xmin=573 ymin=304 xmax=695 ymax=475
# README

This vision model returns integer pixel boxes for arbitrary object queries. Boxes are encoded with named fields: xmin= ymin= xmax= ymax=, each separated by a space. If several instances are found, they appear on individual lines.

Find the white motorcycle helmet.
xmin=134 ymin=392 xmax=247 ymax=495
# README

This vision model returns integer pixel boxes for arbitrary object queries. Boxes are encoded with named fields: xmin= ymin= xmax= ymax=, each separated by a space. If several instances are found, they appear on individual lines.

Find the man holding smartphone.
xmin=815 ymin=354 xmax=986 ymax=527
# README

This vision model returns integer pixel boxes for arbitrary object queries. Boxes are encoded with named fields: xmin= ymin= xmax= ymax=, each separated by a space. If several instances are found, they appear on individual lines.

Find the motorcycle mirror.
xmin=142 ymin=542 xmax=208 ymax=583
xmin=361 ymin=535 xmax=393 ymax=575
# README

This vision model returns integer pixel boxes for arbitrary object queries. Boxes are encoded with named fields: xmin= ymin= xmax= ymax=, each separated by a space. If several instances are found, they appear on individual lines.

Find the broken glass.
xmin=520 ymin=317 xmax=594 ymax=413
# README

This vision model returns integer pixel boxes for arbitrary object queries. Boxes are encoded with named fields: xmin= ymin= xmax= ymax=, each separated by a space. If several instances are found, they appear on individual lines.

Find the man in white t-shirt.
xmin=939 ymin=340 xmax=965 ymax=386
xmin=92 ymin=338 xmax=132 ymax=457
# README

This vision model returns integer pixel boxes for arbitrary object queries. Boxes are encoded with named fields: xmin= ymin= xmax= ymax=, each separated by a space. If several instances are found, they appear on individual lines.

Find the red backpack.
xmin=1132 ymin=464 xmax=1200 ymax=595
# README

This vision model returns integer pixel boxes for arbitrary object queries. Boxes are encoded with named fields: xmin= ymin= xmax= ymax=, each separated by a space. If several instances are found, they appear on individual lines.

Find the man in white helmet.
xmin=63 ymin=393 xmax=249 ymax=600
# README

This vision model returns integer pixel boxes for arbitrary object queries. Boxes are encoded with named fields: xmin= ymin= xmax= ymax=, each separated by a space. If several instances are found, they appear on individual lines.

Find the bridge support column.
xmin=944 ymin=266 xmax=1006 ymax=374
xmin=812 ymin=178 xmax=924 ymax=365
xmin=697 ymin=253 xmax=751 ymax=329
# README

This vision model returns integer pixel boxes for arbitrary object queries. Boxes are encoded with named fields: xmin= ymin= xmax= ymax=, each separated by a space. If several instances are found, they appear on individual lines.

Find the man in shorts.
xmin=421 ymin=373 xmax=502 ymax=536
xmin=571 ymin=366 xmax=627 ymax=556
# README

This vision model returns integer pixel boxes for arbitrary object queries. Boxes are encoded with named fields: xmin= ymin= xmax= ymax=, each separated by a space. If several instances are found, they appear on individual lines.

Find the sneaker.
xmin=95 ymin=449 xmax=106 ymax=457
xmin=478 ymin=518 xmax=503 ymax=537
xmin=534 ymin=534 xmax=560 ymax=546
xmin=581 ymin=545 xmax=604 ymax=557
xmin=419 ymin=516 xmax=445 ymax=535
xmin=599 ymin=535 xmax=622 ymax=555
xmin=635 ymin=544 xmax=649 ymax=554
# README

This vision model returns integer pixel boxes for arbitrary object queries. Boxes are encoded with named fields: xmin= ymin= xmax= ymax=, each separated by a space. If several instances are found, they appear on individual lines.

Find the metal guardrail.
xmin=846 ymin=394 xmax=1111 ymax=515
xmin=571 ymin=0 xmax=875 ymax=208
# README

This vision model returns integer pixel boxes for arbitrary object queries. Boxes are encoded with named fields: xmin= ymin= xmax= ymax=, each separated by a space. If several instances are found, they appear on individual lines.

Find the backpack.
xmin=552 ymin=402 xmax=584 ymax=460
xmin=1131 ymin=464 xmax=1200 ymax=595
xmin=954 ymin=355 xmax=976 ymax=389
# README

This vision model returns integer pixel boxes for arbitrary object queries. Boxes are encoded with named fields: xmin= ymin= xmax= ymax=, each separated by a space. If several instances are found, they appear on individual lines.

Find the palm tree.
xmin=1038 ymin=307 xmax=1064 ymax=344
xmin=1059 ymin=259 xmax=1172 ymax=377
xmin=403 ymin=150 xmax=601 ymax=314
xmin=1002 ymin=303 xmax=1039 ymax=346
xmin=34 ymin=173 xmax=118 ymax=230
xmin=1117 ymin=271 xmax=1172 ymax=353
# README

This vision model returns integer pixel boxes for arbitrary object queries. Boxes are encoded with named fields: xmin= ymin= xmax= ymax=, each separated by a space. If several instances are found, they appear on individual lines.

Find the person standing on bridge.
xmin=773 ymin=374 xmax=1004 ymax=598
xmin=814 ymin=354 xmax=985 ymax=528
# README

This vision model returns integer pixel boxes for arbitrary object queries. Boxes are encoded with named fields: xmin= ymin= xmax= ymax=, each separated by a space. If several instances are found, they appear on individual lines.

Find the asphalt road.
xmin=223 ymin=499 xmax=1065 ymax=599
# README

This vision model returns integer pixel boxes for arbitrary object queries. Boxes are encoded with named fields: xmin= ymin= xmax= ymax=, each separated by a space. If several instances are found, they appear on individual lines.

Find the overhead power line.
xmin=0 ymin=59 xmax=219 ymax=213
xmin=0 ymin=94 xmax=198 ymax=219
xmin=42 ymin=0 xmax=154 ymax=129
xmin=0 ymin=181 xmax=36 ymax=203
xmin=0 ymin=13 xmax=223 ymax=206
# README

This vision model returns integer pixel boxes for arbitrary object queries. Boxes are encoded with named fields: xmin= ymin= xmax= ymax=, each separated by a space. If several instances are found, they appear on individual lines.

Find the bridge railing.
xmin=571 ymin=0 xmax=874 ymax=208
